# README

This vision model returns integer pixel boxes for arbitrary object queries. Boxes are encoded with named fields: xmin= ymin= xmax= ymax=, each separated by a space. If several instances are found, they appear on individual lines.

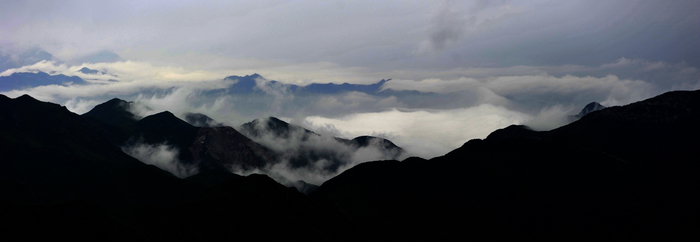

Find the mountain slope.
xmin=0 ymin=94 xmax=356 ymax=241
xmin=0 ymin=94 xmax=202 ymax=208
xmin=190 ymin=126 xmax=277 ymax=171
xmin=82 ymin=101 xmax=275 ymax=173
xmin=312 ymin=89 xmax=700 ymax=240
xmin=81 ymin=98 xmax=141 ymax=144
xmin=239 ymin=117 xmax=406 ymax=172
xmin=184 ymin=112 xmax=221 ymax=127
xmin=575 ymin=101 xmax=605 ymax=118
xmin=0 ymin=71 xmax=87 ymax=91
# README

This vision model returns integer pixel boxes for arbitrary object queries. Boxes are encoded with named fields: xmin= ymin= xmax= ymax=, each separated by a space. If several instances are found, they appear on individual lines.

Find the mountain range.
xmin=81 ymin=97 xmax=405 ymax=185
xmin=1 ymin=89 xmax=698 ymax=240
xmin=0 ymin=71 xmax=393 ymax=95
xmin=239 ymin=116 xmax=405 ymax=173
xmin=222 ymin=73 xmax=390 ymax=95
xmin=0 ymin=71 xmax=87 ymax=92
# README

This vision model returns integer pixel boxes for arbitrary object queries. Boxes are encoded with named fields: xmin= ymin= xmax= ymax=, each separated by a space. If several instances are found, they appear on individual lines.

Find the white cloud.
xmin=235 ymin=117 xmax=408 ymax=185
xmin=63 ymin=97 xmax=100 ymax=114
xmin=0 ymin=56 xmax=693 ymax=161
xmin=381 ymin=74 xmax=656 ymax=108
xmin=121 ymin=143 xmax=197 ymax=178
xmin=0 ymin=60 xmax=235 ymax=102
xmin=304 ymin=105 xmax=531 ymax=159
xmin=254 ymin=76 xmax=294 ymax=112
xmin=523 ymin=105 xmax=575 ymax=131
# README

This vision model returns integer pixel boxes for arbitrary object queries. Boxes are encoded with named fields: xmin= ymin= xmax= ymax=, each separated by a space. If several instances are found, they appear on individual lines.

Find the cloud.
xmin=121 ymin=142 xmax=198 ymax=178
xmin=0 ymin=60 xmax=235 ymax=102
xmin=236 ymin=117 xmax=408 ymax=185
xmin=131 ymin=86 xmax=238 ymax=125
xmin=1 ymin=57 xmax=695 ymax=163
xmin=523 ymin=105 xmax=575 ymax=131
xmin=381 ymin=73 xmax=656 ymax=111
xmin=63 ymin=97 xmax=100 ymax=114
xmin=426 ymin=1 xmax=472 ymax=51
xmin=2 ymin=0 xmax=699 ymax=72
xmin=2 ymin=0 xmax=698 ymax=190
xmin=254 ymin=76 xmax=294 ymax=112
xmin=0 ymin=48 xmax=55 ymax=72
xmin=304 ymin=105 xmax=531 ymax=159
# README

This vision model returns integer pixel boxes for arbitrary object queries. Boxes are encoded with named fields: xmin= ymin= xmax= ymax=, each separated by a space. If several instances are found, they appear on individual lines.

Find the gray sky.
xmin=1 ymin=0 xmax=699 ymax=158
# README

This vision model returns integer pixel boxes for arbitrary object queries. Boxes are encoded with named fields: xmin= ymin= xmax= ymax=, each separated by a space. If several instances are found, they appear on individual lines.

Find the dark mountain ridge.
xmin=239 ymin=116 xmax=406 ymax=172
xmin=311 ymin=89 xmax=700 ymax=240
xmin=4 ymin=89 xmax=699 ymax=240
xmin=0 ymin=71 xmax=87 ymax=91
xmin=82 ymin=100 xmax=275 ymax=174
xmin=0 ymin=94 xmax=355 ymax=240
xmin=0 ymin=94 xmax=202 ymax=208
xmin=184 ymin=112 xmax=222 ymax=127
xmin=576 ymin=101 xmax=605 ymax=117
xmin=223 ymin=73 xmax=390 ymax=94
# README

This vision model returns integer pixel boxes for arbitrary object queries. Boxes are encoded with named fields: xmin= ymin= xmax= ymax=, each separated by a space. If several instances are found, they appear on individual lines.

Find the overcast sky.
xmin=1 ymin=0 xmax=699 ymax=158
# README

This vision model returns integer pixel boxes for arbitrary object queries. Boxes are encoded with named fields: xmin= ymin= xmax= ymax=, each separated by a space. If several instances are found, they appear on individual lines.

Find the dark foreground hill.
xmin=0 ymin=94 xmax=355 ymax=241
xmin=2 ymin=89 xmax=699 ymax=241
xmin=311 ymin=90 xmax=700 ymax=240
xmin=0 ymin=95 xmax=200 ymax=208
xmin=82 ymin=99 xmax=275 ymax=173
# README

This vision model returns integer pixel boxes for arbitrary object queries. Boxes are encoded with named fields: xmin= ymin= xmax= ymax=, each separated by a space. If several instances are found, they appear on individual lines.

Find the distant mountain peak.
xmin=219 ymin=74 xmax=390 ymax=95
xmin=78 ymin=67 xmax=101 ymax=74
xmin=82 ymin=97 xmax=140 ymax=128
xmin=104 ymin=97 xmax=129 ymax=105
xmin=16 ymin=94 xmax=38 ymax=101
xmin=147 ymin=111 xmax=177 ymax=119
xmin=0 ymin=71 xmax=88 ymax=92
xmin=574 ymin=102 xmax=606 ymax=119
xmin=566 ymin=102 xmax=607 ymax=122
xmin=241 ymin=116 xmax=315 ymax=139
xmin=184 ymin=112 xmax=221 ymax=127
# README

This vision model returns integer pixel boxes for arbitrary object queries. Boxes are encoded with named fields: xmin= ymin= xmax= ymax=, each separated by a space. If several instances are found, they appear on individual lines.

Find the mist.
xmin=523 ymin=105 xmax=576 ymax=131
xmin=121 ymin=142 xmax=198 ymax=178
xmin=236 ymin=117 xmax=408 ymax=185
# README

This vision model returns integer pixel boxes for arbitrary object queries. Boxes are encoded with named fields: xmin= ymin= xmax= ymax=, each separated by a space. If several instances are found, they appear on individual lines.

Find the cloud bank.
xmin=304 ymin=105 xmax=530 ymax=159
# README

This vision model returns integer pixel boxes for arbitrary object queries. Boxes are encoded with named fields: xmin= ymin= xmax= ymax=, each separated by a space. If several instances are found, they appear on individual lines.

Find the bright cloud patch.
xmin=304 ymin=105 xmax=531 ymax=159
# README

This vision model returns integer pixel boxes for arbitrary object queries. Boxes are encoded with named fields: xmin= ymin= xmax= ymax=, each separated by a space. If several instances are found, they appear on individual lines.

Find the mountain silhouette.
xmin=0 ymin=71 xmax=87 ymax=91
xmin=0 ymin=94 xmax=354 ymax=240
xmin=3 ymin=89 xmax=699 ymax=240
xmin=311 ymin=89 xmax=700 ymax=240
xmin=0 ymin=94 xmax=202 ymax=208
xmin=575 ymin=101 xmax=606 ymax=118
xmin=222 ymin=73 xmax=389 ymax=95
xmin=184 ymin=112 xmax=222 ymax=127
xmin=239 ymin=116 xmax=406 ymax=172
xmin=82 ymin=100 xmax=275 ymax=174
xmin=78 ymin=67 xmax=102 ymax=74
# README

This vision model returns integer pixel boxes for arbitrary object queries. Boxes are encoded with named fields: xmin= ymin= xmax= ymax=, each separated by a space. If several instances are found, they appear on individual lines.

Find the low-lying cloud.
xmin=381 ymin=74 xmax=655 ymax=108
xmin=237 ymin=118 xmax=408 ymax=185
xmin=304 ymin=105 xmax=531 ymax=159
xmin=121 ymin=143 xmax=198 ymax=178
xmin=2 ymin=57 xmax=697 ymax=167
xmin=523 ymin=105 xmax=575 ymax=131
